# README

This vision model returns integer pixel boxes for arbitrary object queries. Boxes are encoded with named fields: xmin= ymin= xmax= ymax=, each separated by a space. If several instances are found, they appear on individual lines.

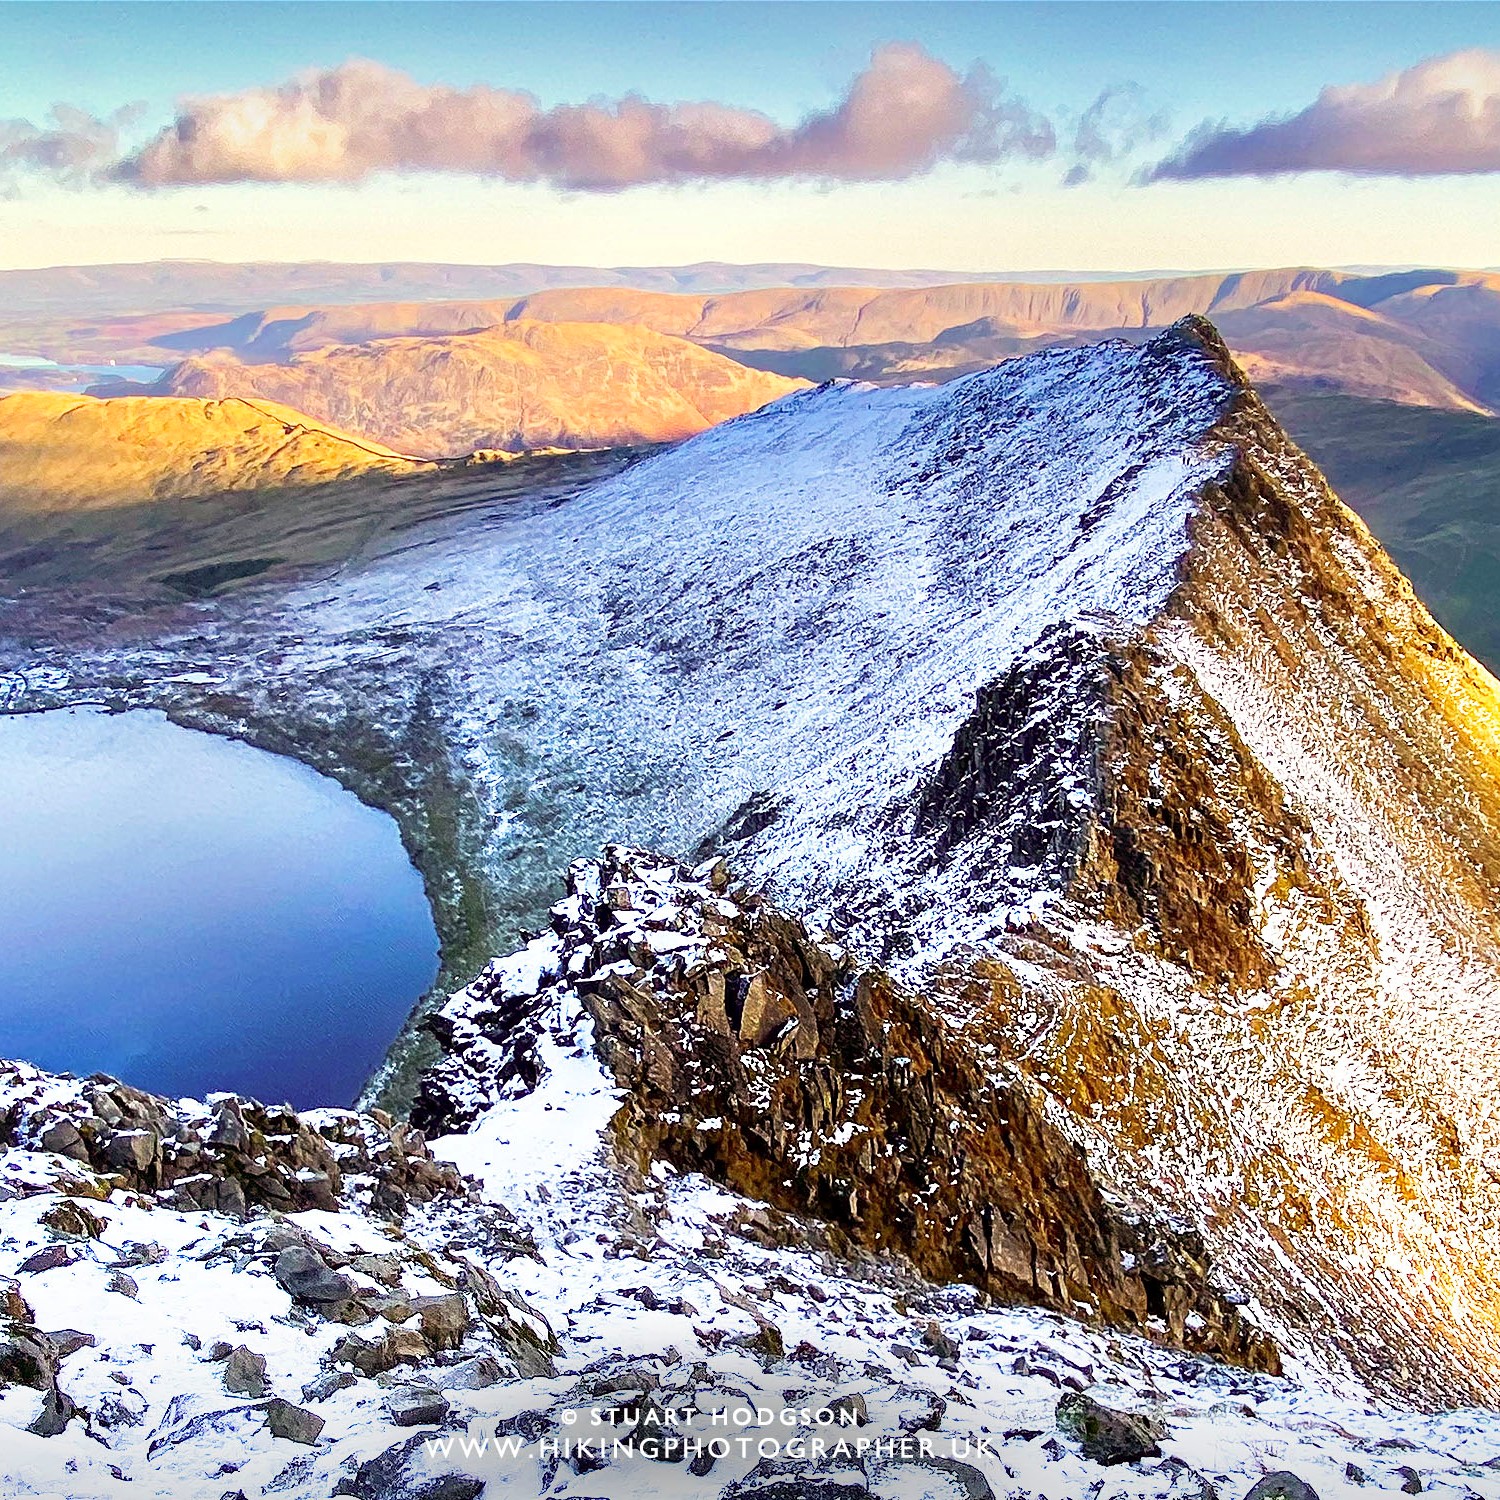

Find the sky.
xmin=3 ymin=1 xmax=1500 ymax=273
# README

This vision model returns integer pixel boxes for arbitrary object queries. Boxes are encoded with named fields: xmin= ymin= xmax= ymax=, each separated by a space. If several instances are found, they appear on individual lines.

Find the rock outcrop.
xmin=0 ymin=1062 xmax=467 ymax=1219
xmin=415 ymin=846 xmax=1279 ymax=1375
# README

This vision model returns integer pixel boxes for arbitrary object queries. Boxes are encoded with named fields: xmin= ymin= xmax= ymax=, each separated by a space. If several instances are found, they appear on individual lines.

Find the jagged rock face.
xmin=416 ymin=848 xmax=1279 ymax=1376
xmin=0 ymin=1063 xmax=467 ymax=1219
xmin=897 ymin=330 xmax=1500 ymax=1404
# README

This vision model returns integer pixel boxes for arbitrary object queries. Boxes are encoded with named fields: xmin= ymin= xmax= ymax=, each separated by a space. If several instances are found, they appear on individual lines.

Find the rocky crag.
xmin=1 ymin=1033 xmax=1496 ymax=1499
xmin=416 ymin=847 xmax=1278 ymax=1378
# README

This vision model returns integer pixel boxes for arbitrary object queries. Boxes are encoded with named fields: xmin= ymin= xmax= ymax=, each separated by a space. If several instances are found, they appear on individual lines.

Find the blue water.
xmin=0 ymin=352 xmax=164 ymax=386
xmin=0 ymin=707 xmax=440 ymax=1108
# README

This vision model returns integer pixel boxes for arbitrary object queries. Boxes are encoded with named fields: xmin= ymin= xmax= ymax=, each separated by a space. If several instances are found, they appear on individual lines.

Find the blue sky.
xmin=3 ymin=2 xmax=1500 ymax=271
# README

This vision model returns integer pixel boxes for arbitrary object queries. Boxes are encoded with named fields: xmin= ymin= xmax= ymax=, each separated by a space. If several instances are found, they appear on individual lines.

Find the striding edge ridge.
xmin=877 ymin=315 xmax=1500 ymax=1405
xmin=414 ymin=845 xmax=1282 ymax=1376
xmin=416 ymin=317 xmax=1500 ymax=1409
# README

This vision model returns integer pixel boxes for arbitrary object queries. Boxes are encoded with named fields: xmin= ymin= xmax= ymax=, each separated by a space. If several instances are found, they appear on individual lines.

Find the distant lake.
xmin=0 ymin=707 xmax=440 ymax=1108
xmin=0 ymin=352 xmax=165 ymax=386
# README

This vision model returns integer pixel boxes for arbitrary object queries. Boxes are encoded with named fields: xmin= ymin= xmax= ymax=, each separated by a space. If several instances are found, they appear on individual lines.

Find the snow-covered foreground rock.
xmin=2 ymin=1031 xmax=1500 ymax=1500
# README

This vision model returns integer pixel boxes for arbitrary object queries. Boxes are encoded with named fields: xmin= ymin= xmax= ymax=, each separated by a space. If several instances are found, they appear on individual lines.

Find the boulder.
xmin=335 ymin=1432 xmax=483 ymax=1499
xmin=921 ymin=1320 xmax=962 ymax=1364
xmin=385 ymin=1385 xmax=450 ymax=1427
xmin=734 ymin=1316 xmax=785 ymax=1365
xmin=44 ymin=1329 xmax=96 ymax=1360
xmin=103 ymin=1129 xmax=158 ymax=1175
xmin=0 ymin=1323 xmax=57 ymax=1388
xmin=222 ymin=1346 xmax=268 ymax=1398
xmin=330 ymin=1327 xmax=428 ymax=1377
xmin=38 ymin=1120 xmax=89 ymax=1162
xmin=1 ymin=1280 xmax=33 ymax=1323
xmin=1243 ymin=1476 xmax=1320 ymax=1500
xmin=437 ymin=1354 xmax=503 ymax=1391
xmin=1056 ymin=1391 xmax=1163 ymax=1465
xmin=412 ymin=1294 xmax=470 ymax=1352
xmin=18 ymin=1246 xmax=78 ymax=1275
xmin=208 ymin=1098 xmax=250 ymax=1151
xmin=819 ymin=1392 xmax=869 ymax=1428
xmin=274 ymin=1245 xmax=356 ymax=1305
xmin=39 ymin=1199 xmax=107 ymax=1238
xmin=263 ymin=1398 xmax=325 ymax=1445
xmin=27 ymin=1383 xmax=79 ymax=1437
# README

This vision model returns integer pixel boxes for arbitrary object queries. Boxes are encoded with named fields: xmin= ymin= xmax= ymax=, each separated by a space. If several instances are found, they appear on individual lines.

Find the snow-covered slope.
xmin=3 ymin=1046 xmax=1500 ymax=1500
xmin=6 ymin=316 xmax=1500 ymax=1460
xmin=196 ymin=320 xmax=1240 ymax=958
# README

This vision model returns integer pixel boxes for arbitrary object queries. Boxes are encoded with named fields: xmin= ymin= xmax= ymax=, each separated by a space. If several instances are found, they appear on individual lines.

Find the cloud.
xmin=108 ymin=45 xmax=1053 ymax=191
xmin=1064 ymin=83 xmax=1169 ymax=185
xmin=0 ymin=104 xmax=139 ymax=186
xmin=1149 ymin=48 xmax=1500 ymax=180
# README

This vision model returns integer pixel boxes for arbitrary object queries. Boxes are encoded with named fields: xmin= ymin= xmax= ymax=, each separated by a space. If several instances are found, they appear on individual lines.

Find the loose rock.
xmin=274 ymin=1245 xmax=356 ymax=1305
xmin=1243 ymin=1477 xmax=1320 ymax=1500
xmin=335 ymin=1432 xmax=483 ymax=1499
xmin=1056 ymin=1391 xmax=1163 ymax=1465
xmin=263 ymin=1398 xmax=325 ymax=1445
xmin=222 ymin=1345 xmax=268 ymax=1398
xmin=411 ymin=1293 xmax=469 ymax=1352
xmin=386 ymin=1385 xmax=451 ymax=1427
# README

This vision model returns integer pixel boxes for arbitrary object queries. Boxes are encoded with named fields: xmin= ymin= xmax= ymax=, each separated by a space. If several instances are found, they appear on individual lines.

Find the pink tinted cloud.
xmin=1150 ymin=48 xmax=1500 ymax=179
xmin=114 ymin=45 xmax=1054 ymax=190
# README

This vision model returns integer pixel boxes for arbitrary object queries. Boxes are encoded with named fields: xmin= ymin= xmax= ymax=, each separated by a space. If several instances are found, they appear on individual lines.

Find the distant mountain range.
xmin=0 ymin=259 xmax=1085 ymax=320
xmin=126 ymin=266 xmax=1497 ymax=416
xmin=6 ymin=264 xmax=1492 ymax=427
xmin=156 ymin=322 xmax=805 ymax=457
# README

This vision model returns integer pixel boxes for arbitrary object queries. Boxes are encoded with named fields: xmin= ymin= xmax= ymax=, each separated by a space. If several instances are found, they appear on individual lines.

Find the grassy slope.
xmin=0 ymin=391 xmax=426 ymax=511
xmin=1266 ymin=389 xmax=1500 ymax=675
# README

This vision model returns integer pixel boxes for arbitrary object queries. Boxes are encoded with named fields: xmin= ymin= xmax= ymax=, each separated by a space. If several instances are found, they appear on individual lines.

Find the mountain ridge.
xmin=8 ymin=319 xmax=1500 ymax=1412
xmin=153 ymin=321 xmax=808 ymax=457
